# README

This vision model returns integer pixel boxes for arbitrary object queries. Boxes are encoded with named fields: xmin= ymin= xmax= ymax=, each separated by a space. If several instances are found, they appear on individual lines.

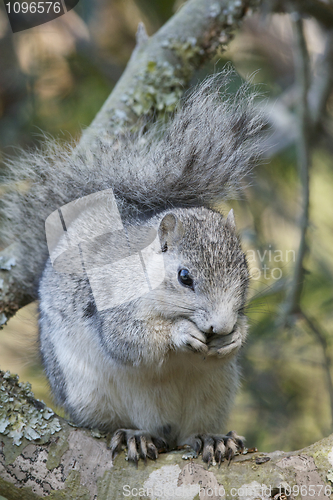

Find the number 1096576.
xmin=5 ymin=2 xmax=62 ymax=14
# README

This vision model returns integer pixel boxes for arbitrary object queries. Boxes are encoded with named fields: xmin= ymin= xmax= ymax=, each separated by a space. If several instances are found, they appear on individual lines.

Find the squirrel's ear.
xmin=226 ymin=209 xmax=236 ymax=231
xmin=158 ymin=213 xmax=184 ymax=252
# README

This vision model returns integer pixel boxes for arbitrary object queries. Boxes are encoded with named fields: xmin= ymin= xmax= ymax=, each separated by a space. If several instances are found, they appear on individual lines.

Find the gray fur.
xmin=0 ymin=70 xmax=263 ymax=297
xmin=1 ymin=70 xmax=265 ymax=461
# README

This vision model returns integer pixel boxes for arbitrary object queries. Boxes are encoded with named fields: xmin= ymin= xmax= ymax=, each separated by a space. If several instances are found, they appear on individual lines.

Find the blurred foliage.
xmin=0 ymin=0 xmax=332 ymax=454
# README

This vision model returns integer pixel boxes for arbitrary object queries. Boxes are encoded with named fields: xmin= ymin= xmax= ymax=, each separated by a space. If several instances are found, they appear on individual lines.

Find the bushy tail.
xmin=0 ymin=69 xmax=265 ymax=298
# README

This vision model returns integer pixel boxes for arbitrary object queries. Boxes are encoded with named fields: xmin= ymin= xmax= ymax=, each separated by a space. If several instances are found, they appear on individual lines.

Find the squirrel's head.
xmin=151 ymin=207 xmax=249 ymax=339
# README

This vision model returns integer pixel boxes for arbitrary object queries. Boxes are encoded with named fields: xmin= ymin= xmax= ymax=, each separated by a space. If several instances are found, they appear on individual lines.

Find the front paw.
xmin=184 ymin=430 xmax=245 ymax=466
xmin=207 ymin=332 xmax=242 ymax=357
xmin=110 ymin=429 xmax=167 ymax=464
xmin=172 ymin=320 xmax=208 ymax=354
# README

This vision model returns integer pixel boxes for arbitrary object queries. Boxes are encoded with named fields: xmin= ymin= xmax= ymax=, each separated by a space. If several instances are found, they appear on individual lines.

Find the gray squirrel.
xmin=1 ymin=71 xmax=264 ymax=464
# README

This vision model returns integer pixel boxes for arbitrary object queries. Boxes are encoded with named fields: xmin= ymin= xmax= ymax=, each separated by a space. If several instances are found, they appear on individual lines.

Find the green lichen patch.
xmin=119 ymin=36 xmax=220 ymax=124
xmin=0 ymin=314 xmax=7 ymax=326
xmin=0 ymin=256 xmax=16 ymax=271
xmin=101 ymin=34 xmax=218 ymax=136
xmin=48 ymin=471 xmax=91 ymax=500
xmin=327 ymin=469 xmax=333 ymax=484
xmin=166 ymin=37 xmax=204 ymax=80
xmin=0 ymin=370 xmax=61 ymax=448
xmin=0 ymin=477 xmax=38 ymax=500
xmin=305 ymin=434 xmax=333 ymax=473
xmin=47 ymin=431 xmax=70 ymax=471
xmin=121 ymin=59 xmax=184 ymax=119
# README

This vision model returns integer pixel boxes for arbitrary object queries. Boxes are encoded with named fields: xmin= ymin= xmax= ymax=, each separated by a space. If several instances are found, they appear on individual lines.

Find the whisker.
xmin=148 ymin=297 xmax=196 ymax=313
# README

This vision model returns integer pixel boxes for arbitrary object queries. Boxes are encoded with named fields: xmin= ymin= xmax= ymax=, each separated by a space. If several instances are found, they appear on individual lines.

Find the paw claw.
xmin=110 ymin=429 xmax=125 ymax=459
xmin=226 ymin=430 xmax=245 ymax=451
xmin=215 ymin=439 xmax=226 ymax=465
xmin=152 ymin=436 xmax=167 ymax=452
xmin=127 ymin=435 xmax=140 ymax=463
xmin=202 ymin=435 xmax=214 ymax=465
xmin=184 ymin=431 xmax=245 ymax=465
xmin=110 ymin=429 xmax=164 ymax=463
xmin=147 ymin=443 xmax=158 ymax=461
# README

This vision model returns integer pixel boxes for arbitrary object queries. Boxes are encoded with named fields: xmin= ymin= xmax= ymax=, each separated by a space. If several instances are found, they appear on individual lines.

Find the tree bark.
xmin=1 ymin=371 xmax=333 ymax=500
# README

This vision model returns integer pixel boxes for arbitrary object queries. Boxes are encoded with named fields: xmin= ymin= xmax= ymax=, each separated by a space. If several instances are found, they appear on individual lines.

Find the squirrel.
xmin=0 ymin=70 xmax=264 ymax=464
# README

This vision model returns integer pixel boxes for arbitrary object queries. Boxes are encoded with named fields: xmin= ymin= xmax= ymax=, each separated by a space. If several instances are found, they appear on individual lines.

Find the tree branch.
xmin=301 ymin=310 xmax=333 ymax=433
xmin=258 ymin=26 xmax=333 ymax=158
xmin=282 ymin=14 xmax=311 ymax=319
xmin=1 ymin=369 xmax=332 ymax=499
xmin=80 ymin=0 xmax=262 ymax=148
xmin=272 ymin=0 xmax=333 ymax=29
xmin=309 ymin=29 xmax=333 ymax=128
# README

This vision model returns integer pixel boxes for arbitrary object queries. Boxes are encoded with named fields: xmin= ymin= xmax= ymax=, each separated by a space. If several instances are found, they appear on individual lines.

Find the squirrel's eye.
xmin=178 ymin=268 xmax=194 ymax=290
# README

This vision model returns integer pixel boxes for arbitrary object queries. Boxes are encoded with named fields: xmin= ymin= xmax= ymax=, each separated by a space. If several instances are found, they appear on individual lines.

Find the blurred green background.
xmin=0 ymin=0 xmax=332 ymax=453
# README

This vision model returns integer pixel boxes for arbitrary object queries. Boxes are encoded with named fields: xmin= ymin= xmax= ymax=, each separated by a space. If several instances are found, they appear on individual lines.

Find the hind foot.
xmin=110 ymin=428 xmax=167 ymax=464
xmin=184 ymin=430 xmax=245 ymax=466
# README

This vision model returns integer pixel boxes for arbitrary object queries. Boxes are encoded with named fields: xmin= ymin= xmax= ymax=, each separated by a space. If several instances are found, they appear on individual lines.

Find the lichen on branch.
xmin=1 ymin=371 xmax=333 ymax=500
xmin=0 ymin=370 xmax=61 ymax=448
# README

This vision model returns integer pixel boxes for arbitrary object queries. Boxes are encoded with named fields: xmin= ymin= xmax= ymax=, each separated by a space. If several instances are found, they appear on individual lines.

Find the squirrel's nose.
xmin=205 ymin=325 xmax=215 ymax=338
xmin=210 ymin=322 xmax=236 ymax=336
